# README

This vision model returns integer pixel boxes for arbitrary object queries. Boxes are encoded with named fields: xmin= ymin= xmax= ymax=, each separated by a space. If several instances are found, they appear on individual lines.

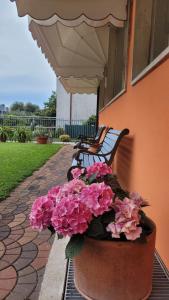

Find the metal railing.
xmin=0 ymin=115 xmax=96 ymax=139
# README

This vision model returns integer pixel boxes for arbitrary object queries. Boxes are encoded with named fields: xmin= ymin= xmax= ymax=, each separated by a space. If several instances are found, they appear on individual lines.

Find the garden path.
xmin=0 ymin=145 xmax=73 ymax=300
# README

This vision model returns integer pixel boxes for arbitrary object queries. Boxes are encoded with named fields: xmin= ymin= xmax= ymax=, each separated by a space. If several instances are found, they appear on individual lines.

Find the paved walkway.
xmin=0 ymin=145 xmax=73 ymax=300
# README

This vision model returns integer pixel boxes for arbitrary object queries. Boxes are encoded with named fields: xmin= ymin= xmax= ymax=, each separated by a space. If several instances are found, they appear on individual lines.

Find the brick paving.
xmin=0 ymin=145 xmax=74 ymax=300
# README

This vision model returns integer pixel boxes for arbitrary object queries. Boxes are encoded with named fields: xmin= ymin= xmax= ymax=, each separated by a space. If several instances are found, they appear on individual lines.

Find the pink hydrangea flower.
xmin=51 ymin=195 xmax=92 ymax=236
xmin=60 ymin=179 xmax=86 ymax=196
xmin=107 ymin=220 xmax=142 ymax=241
xmin=47 ymin=179 xmax=86 ymax=203
xmin=130 ymin=192 xmax=148 ymax=207
xmin=120 ymin=220 xmax=142 ymax=240
xmin=107 ymin=222 xmax=122 ymax=238
xmin=106 ymin=196 xmax=142 ymax=241
xmin=81 ymin=182 xmax=114 ymax=216
xmin=71 ymin=168 xmax=84 ymax=179
xmin=86 ymin=162 xmax=112 ymax=179
xmin=113 ymin=197 xmax=140 ymax=222
xmin=48 ymin=186 xmax=61 ymax=202
xmin=29 ymin=196 xmax=54 ymax=231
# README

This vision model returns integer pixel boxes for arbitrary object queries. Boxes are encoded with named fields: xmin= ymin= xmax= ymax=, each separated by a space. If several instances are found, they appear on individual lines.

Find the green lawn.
xmin=0 ymin=143 xmax=62 ymax=200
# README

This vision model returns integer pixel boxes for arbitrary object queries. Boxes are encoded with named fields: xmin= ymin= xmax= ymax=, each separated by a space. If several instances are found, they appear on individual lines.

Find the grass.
xmin=0 ymin=142 xmax=63 ymax=200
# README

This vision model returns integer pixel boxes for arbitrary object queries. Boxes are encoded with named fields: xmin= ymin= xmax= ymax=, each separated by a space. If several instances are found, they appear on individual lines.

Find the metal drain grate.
xmin=64 ymin=254 xmax=169 ymax=300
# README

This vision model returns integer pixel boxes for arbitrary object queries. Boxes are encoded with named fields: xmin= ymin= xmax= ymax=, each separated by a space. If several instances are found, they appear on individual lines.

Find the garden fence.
xmin=0 ymin=115 xmax=96 ymax=139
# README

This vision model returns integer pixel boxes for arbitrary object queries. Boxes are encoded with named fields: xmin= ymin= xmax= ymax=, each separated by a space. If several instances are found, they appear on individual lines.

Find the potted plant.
xmin=33 ymin=127 xmax=48 ymax=144
xmin=30 ymin=163 xmax=156 ymax=300
xmin=0 ymin=127 xmax=8 ymax=142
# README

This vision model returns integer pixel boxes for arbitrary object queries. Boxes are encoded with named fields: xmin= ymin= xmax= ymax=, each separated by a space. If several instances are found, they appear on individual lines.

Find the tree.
xmin=10 ymin=101 xmax=24 ymax=112
xmin=85 ymin=115 xmax=96 ymax=125
xmin=25 ymin=102 xmax=40 ymax=113
xmin=43 ymin=91 xmax=57 ymax=117
xmin=10 ymin=101 xmax=40 ymax=116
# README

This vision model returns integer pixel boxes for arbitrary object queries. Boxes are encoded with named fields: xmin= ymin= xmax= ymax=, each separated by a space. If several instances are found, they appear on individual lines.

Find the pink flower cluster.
xmin=71 ymin=163 xmax=112 ymax=180
xmin=107 ymin=196 xmax=143 ymax=241
xmin=29 ymin=160 xmax=144 ymax=242
xmin=80 ymin=182 xmax=114 ymax=216
xmin=30 ymin=178 xmax=113 ymax=236
xmin=71 ymin=168 xmax=84 ymax=179
xmin=86 ymin=162 xmax=112 ymax=179
xmin=29 ymin=196 xmax=54 ymax=231
xmin=51 ymin=196 xmax=92 ymax=236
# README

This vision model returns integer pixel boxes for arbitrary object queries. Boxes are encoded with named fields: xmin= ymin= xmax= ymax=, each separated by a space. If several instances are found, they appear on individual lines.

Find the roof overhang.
xmin=14 ymin=0 xmax=128 ymax=28
xmin=29 ymin=19 xmax=110 ymax=80
xmin=59 ymin=77 xmax=99 ymax=94
xmin=12 ymin=0 xmax=128 ymax=94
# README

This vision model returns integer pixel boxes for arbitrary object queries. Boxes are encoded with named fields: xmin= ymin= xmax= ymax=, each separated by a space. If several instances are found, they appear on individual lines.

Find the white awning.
xmin=59 ymin=77 xmax=99 ymax=94
xmin=15 ymin=0 xmax=128 ymax=28
xmin=29 ymin=20 xmax=110 ymax=79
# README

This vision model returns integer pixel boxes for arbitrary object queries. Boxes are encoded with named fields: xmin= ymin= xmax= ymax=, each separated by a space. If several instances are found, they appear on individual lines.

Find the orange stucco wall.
xmin=99 ymin=0 xmax=169 ymax=269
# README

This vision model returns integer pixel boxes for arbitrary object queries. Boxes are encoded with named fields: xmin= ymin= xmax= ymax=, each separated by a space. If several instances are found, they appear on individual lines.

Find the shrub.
xmin=0 ymin=127 xmax=8 ymax=142
xmin=59 ymin=134 xmax=71 ymax=142
xmin=13 ymin=127 xmax=32 ymax=143
xmin=56 ymin=127 xmax=65 ymax=138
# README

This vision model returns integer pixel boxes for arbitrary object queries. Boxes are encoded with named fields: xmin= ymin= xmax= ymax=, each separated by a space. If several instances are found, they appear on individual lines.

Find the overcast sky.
xmin=0 ymin=0 xmax=56 ymax=108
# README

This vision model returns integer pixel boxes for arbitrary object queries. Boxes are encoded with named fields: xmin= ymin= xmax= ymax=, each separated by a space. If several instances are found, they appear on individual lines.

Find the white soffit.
xmin=29 ymin=20 xmax=110 ymax=79
xmin=15 ymin=0 xmax=128 ymax=28
xmin=59 ymin=77 xmax=99 ymax=94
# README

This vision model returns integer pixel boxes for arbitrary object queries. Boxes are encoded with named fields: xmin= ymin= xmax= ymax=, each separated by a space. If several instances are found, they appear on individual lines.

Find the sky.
xmin=0 ymin=0 xmax=56 ymax=108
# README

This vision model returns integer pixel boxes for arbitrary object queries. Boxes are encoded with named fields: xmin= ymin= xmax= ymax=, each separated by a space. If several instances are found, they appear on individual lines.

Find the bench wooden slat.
xmin=93 ymin=155 xmax=101 ymax=163
xmin=108 ymin=129 xmax=122 ymax=135
xmin=89 ymin=155 xmax=95 ymax=166
xmin=99 ymin=142 xmax=116 ymax=154
xmin=83 ymin=154 xmax=89 ymax=167
xmin=104 ymin=133 xmax=119 ymax=141
xmin=98 ymin=156 xmax=106 ymax=162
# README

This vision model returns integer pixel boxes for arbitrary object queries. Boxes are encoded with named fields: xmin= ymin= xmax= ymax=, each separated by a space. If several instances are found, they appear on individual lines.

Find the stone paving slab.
xmin=0 ymin=145 xmax=74 ymax=300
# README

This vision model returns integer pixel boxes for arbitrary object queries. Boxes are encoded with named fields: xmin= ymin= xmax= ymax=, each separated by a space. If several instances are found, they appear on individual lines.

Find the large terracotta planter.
xmin=73 ymin=219 xmax=156 ymax=300
xmin=36 ymin=136 xmax=48 ymax=144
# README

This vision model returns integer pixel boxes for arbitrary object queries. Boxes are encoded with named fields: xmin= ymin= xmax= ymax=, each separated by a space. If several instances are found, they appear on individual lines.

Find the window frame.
xmin=131 ymin=46 xmax=169 ymax=86
xmin=98 ymin=5 xmax=130 ymax=112
xmin=131 ymin=0 xmax=169 ymax=85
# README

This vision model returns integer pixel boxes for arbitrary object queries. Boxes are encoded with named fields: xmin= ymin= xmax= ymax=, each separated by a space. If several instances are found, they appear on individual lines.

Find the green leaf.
xmin=65 ymin=235 xmax=84 ymax=259
xmin=88 ymin=173 xmax=97 ymax=184
xmin=101 ymin=210 xmax=115 ymax=225
xmin=87 ymin=217 xmax=105 ymax=238
xmin=86 ymin=216 xmax=110 ymax=240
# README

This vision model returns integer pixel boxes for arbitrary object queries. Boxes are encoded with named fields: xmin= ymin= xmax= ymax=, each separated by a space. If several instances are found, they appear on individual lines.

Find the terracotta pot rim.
xmin=85 ymin=217 xmax=156 ymax=246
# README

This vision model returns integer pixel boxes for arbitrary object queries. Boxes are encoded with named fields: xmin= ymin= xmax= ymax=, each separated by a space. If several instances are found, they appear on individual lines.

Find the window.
xmin=132 ymin=0 xmax=169 ymax=80
xmin=99 ymin=23 xmax=128 ymax=110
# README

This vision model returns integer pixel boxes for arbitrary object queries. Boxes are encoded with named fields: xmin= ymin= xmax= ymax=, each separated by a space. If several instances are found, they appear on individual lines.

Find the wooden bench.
xmin=74 ymin=126 xmax=106 ymax=150
xmin=67 ymin=128 xmax=129 ymax=180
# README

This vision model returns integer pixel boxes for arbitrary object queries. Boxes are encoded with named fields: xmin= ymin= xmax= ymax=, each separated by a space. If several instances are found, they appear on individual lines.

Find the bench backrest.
xmin=98 ymin=128 xmax=129 ymax=165
xmin=94 ymin=126 xmax=106 ymax=142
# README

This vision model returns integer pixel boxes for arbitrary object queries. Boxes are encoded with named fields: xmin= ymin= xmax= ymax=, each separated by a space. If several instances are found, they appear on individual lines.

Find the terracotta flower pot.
xmin=73 ymin=219 xmax=156 ymax=300
xmin=36 ymin=136 xmax=48 ymax=144
xmin=0 ymin=133 xmax=7 ymax=142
